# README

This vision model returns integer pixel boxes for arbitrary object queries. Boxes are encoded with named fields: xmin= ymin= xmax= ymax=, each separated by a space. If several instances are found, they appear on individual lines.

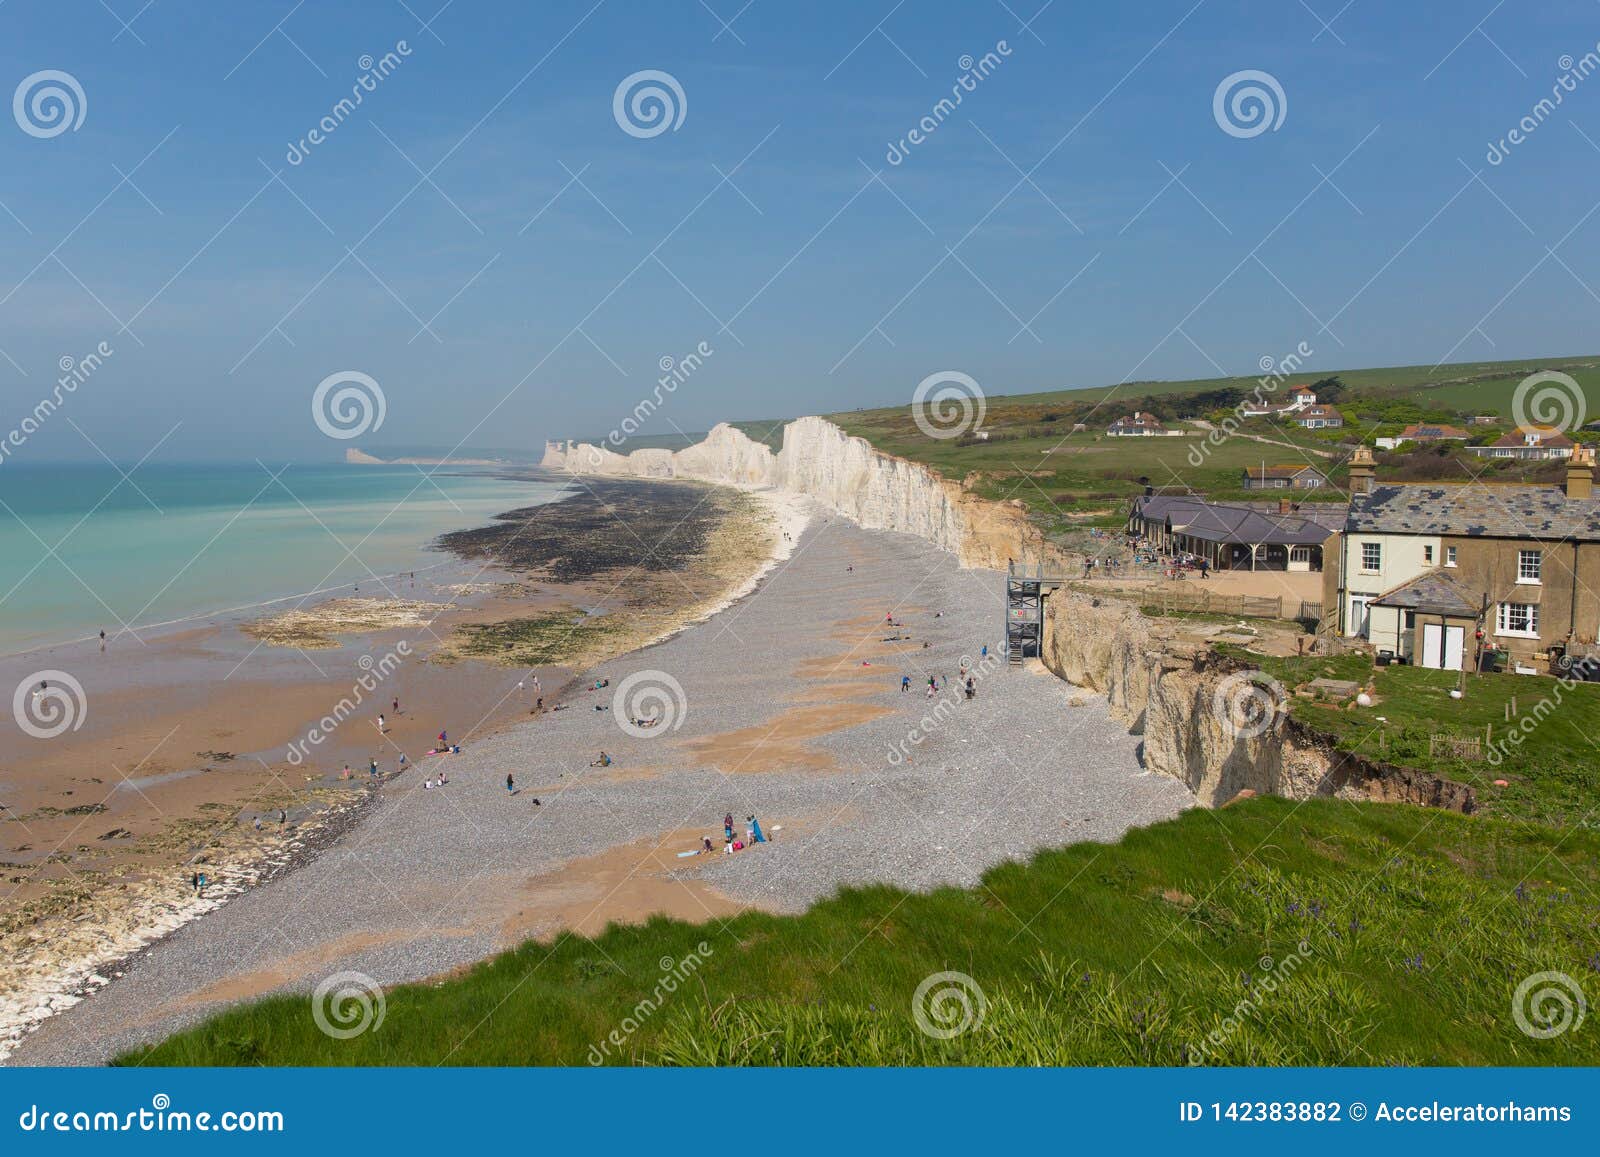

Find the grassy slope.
xmin=940 ymin=355 xmax=1600 ymax=408
xmin=1239 ymin=651 xmax=1600 ymax=828
xmin=120 ymin=797 xmax=1600 ymax=1067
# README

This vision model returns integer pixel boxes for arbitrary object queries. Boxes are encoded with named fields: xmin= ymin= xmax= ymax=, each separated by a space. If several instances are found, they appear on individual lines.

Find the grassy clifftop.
xmin=120 ymin=797 xmax=1599 ymax=1066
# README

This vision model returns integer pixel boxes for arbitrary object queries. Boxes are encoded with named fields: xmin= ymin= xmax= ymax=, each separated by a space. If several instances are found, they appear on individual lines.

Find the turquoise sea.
xmin=0 ymin=464 xmax=567 ymax=655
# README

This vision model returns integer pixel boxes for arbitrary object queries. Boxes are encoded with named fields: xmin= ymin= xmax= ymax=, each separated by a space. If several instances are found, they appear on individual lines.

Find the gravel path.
xmin=8 ymin=510 xmax=1192 ymax=1065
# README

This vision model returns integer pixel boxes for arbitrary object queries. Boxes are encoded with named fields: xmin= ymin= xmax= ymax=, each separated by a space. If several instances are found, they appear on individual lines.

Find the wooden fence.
xmin=1143 ymin=588 xmax=1284 ymax=619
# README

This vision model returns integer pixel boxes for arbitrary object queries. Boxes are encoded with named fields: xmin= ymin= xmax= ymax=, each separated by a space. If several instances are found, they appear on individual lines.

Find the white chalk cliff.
xmin=541 ymin=418 xmax=1040 ymax=568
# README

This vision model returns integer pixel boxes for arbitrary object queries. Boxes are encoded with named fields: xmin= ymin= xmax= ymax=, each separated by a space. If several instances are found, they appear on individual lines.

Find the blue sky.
xmin=2 ymin=0 xmax=1600 ymax=461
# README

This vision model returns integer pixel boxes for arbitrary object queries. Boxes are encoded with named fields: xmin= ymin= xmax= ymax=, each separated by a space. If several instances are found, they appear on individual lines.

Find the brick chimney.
xmin=1566 ymin=444 xmax=1595 ymax=500
xmin=1278 ymin=497 xmax=1293 ymax=514
xmin=1348 ymin=445 xmax=1377 ymax=495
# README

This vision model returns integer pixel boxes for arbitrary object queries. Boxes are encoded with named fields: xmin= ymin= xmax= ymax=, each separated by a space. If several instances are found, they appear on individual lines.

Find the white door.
xmin=1420 ymin=624 xmax=1465 ymax=671
xmin=1349 ymin=597 xmax=1371 ymax=638
xmin=1443 ymin=626 xmax=1464 ymax=671
xmin=1421 ymin=623 xmax=1442 ymax=669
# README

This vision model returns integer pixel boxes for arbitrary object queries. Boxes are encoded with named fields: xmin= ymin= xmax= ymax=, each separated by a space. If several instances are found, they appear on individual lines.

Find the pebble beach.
xmin=6 ymin=502 xmax=1193 ymax=1065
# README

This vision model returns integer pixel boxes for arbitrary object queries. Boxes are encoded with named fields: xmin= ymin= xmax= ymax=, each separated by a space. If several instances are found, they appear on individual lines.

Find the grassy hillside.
xmin=1231 ymin=651 xmax=1600 ymax=829
xmin=909 ymin=355 xmax=1600 ymax=409
xmin=824 ymin=355 xmax=1600 ymax=547
xmin=120 ymin=797 xmax=1600 ymax=1067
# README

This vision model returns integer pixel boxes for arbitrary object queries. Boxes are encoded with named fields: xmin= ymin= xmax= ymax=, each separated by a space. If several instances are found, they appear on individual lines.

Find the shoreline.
xmin=10 ymin=501 xmax=1191 ymax=1066
xmin=0 ymin=479 xmax=802 ymax=1062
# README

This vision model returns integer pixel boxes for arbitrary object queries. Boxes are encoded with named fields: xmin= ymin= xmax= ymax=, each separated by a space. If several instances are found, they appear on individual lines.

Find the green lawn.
xmin=119 ymin=797 xmax=1600 ymax=1067
xmin=1240 ymin=651 xmax=1600 ymax=828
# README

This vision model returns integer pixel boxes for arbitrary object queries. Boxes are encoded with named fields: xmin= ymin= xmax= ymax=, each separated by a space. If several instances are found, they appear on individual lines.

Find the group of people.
xmin=706 ymin=811 xmax=768 ymax=854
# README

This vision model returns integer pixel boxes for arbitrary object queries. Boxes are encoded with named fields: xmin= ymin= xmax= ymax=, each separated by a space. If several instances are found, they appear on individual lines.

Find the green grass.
xmin=1238 ymin=651 xmax=1600 ymax=827
xmin=118 ymin=798 xmax=1600 ymax=1066
xmin=904 ymin=355 xmax=1600 ymax=409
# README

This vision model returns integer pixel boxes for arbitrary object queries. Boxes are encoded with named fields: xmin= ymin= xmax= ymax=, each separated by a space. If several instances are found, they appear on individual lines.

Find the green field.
xmin=906 ymin=355 xmax=1600 ymax=409
xmin=1235 ymin=651 xmax=1600 ymax=828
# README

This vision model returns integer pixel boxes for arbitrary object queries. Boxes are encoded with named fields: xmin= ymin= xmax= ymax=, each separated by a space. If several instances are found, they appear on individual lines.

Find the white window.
xmin=1518 ymin=549 xmax=1542 ymax=584
xmin=1445 ymin=546 xmax=1457 ymax=567
xmin=1423 ymin=545 xmax=1434 ymax=564
xmin=1361 ymin=542 xmax=1382 ymax=572
xmin=1496 ymin=602 xmax=1540 ymax=637
xmin=1290 ymin=546 xmax=1311 ymax=562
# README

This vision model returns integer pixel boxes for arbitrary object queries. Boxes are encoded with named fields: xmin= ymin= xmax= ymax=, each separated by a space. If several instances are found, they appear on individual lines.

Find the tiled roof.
xmin=1348 ymin=483 xmax=1600 ymax=540
xmin=1371 ymin=572 xmax=1478 ymax=616
xmin=1490 ymin=428 xmax=1574 ymax=448
xmin=1245 ymin=463 xmax=1321 ymax=479
xmin=1398 ymin=423 xmax=1468 ymax=439
xmin=1132 ymin=496 xmax=1335 ymax=545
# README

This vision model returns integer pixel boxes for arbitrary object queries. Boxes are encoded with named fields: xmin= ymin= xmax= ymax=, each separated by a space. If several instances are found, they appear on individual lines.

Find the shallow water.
xmin=0 ymin=464 xmax=569 ymax=654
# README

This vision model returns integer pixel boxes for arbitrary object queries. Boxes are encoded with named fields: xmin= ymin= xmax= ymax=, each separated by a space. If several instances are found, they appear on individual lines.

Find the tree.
xmin=1311 ymin=375 xmax=1346 ymax=404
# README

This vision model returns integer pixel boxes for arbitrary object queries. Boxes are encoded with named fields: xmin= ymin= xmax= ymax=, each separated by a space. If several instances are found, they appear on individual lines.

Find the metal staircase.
xmin=1004 ymin=559 xmax=1067 ymax=665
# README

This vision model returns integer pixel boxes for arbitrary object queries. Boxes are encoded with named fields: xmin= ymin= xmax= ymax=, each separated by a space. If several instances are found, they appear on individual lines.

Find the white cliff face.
xmin=542 ymin=424 xmax=776 ymax=484
xmin=542 ymin=418 xmax=971 ymax=557
xmin=774 ymin=417 xmax=966 ymax=554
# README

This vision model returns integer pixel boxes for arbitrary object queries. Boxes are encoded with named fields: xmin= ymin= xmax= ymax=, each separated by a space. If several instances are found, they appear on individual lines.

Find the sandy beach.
xmin=6 ymin=506 xmax=1191 ymax=1065
xmin=0 ymin=475 xmax=800 ymax=1060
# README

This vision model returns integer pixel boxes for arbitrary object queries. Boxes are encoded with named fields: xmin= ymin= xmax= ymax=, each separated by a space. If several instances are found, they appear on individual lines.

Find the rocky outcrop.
xmin=1041 ymin=591 xmax=1475 ymax=812
xmin=541 ymin=418 xmax=1048 ymax=569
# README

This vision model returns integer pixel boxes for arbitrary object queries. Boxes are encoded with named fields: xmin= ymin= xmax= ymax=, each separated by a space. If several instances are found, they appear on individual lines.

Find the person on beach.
xmin=279 ymin=808 xmax=287 ymax=827
xmin=437 ymin=730 xmax=447 ymax=750
xmin=342 ymin=764 xmax=352 ymax=780
xmin=926 ymin=682 xmax=936 ymax=700
xmin=369 ymin=759 xmax=379 ymax=777
xmin=724 ymin=813 xmax=734 ymax=842
xmin=901 ymin=675 xmax=910 ymax=692
xmin=592 ymin=752 xmax=612 ymax=767
xmin=393 ymin=697 xmax=400 ymax=715
xmin=99 ymin=629 xmax=106 ymax=652
xmin=506 ymin=773 xmax=516 ymax=795
xmin=981 ymin=644 xmax=988 ymax=658
xmin=377 ymin=713 xmax=386 ymax=733
xmin=750 ymin=816 xmax=766 ymax=843
xmin=253 ymin=816 xmax=262 ymax=831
